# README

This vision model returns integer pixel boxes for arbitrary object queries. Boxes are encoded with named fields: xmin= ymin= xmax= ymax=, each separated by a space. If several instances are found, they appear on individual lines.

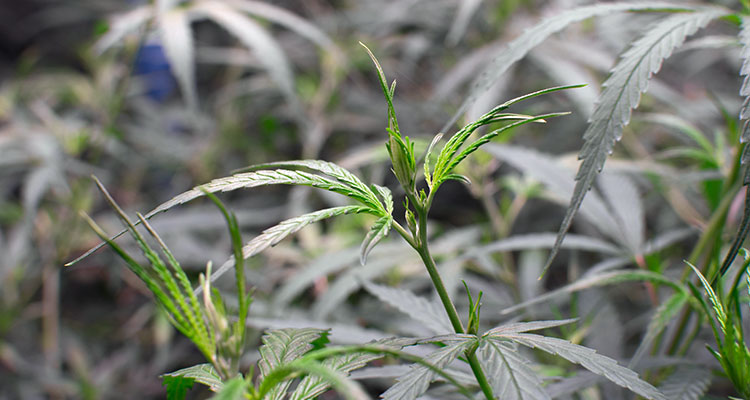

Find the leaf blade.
xmin=544 ymin=8 xmax=725 ymax=276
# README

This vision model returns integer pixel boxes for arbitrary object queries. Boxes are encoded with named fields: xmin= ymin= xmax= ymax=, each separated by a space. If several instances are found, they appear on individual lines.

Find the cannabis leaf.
xmin=489 ymin=333 xmax=667 ymax=400
xmin=659 ymin=366 xmax=712 ymax=400
xmin=443 ymin=1 xmax=695 ymax=131
xmin=362 ymin=280 xmax=453 ymax=335
xmin=544 ymin=8 xmax=726 ymax=276
xmin=477 ymin=340 xmax=549 ymax=400
xmin=162 ymin=364 xmax=223 ymax=393
xmin=719 ymin=15 xmax=750 ymax=279
xmin=381 ymin=335 xmax=477 ymax=400
xmin=258 ymin=328 xmax=327 ymax=400
xmin=359 ymin=215 xmax=393 ymax=265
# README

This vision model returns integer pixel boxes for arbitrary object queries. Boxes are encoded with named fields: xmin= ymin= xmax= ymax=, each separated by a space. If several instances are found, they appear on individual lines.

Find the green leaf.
xmin=206 ymin=206 xmax=372 ymax=285
xmin=362 ymin=280 xmax=453 ymax=334
xmin=443 ymin=1 xmax=696 ymax=131
xmin=258 ymin=328 xmax=327 ymax=400
xmin=208 ymin=376 xmax=247 ymax=400
xmin=289 ymin=350 xmax=386 ymax=400
xmin=687 ymin=262 xmax=727 ymax=330
xmin=718 ymin=184 xmax=750 ymax=279
xmin=162 ymin=364 xmax=223 ymax=392
xmin=381 ymin=336 xmax=476 ymax=400
xmin=477 ymin=339 xmax=550 ymax=400
xmin=359 ymin=215 xmax=392 ymax=265
xmin=235 ymin=160 xmax=384 ymax=212
xmin=162 ymin=374 xmax=195 ymax=400
xmin=544 ymin=8 xmax=726 ymax=277
xmin=492 ymin=333 xmax=666 ymax=400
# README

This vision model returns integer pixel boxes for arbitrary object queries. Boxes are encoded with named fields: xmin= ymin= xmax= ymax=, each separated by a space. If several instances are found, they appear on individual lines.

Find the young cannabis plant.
xmin=71 ymin=46 xmax=669 ymax=399
xmin=687 ymin=259 xmax=750 ymax=398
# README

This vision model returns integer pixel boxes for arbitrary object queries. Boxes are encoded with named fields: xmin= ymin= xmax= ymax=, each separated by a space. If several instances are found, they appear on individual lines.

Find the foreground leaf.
xmin=493 ymin=333 xmax=666 ymax=400
xmin=478 ymin=340 xmax=549 ymax=400
xmin=381 ymin=336 xmax=476 ymax=400
xmin=258 ymin=328 xmax=327 ymax=400
xmin=359 ymin=215 xmax=393 ymax=265
xmin=162 ymin=364 xmax=223 ymax=392
xmin=162 ymin=374 xmax=195 ymax=400
xmin=544 ymin=8 xmax=726 ymax=276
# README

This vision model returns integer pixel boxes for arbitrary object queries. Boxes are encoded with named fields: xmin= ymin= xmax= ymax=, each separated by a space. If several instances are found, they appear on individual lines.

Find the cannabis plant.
xmin=70 ymin=43 xmax=672 ymax=399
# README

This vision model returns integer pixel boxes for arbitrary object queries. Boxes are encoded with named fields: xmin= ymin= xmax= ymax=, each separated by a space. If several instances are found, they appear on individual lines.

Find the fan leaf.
xmin=362 ymin=281 xmax=453 ymax=334
xmin=443 ymin=1 xmax=696 ymax=131
xmin=493 ymin=333 xmax=666 ymax=400
xmin=381 ymin=336 xmax=476 ymax=400
xmin=162 ymin=364 xmax=223 ymax=392
xmin=477 ymin=340 xmax=550 ymax=400
xmin=544 ymin=8 xmax=725 ymax=276
xmin=659 ymin=366 xmax=712 ymax=400
xmin=359 ymin=215 xmax=393 ymax=265
xmin=257 ymin=328 xmax=327 ymax=400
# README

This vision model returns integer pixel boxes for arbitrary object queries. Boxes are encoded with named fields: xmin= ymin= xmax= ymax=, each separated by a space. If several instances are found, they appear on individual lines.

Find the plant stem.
xmin=393 ymin=191 xmax=496 ymax=399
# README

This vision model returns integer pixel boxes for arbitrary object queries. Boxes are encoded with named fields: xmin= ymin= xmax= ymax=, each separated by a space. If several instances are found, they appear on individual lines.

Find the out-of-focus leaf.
xmin=546 ymin=9 xmax=725 ymax=276
xmin=159 ymin=9 xmax=197 ymax=109
xmin=162 ymin=364 xmax=223 ymax=392
xmin=659 ymin=365 xmax=712 ymax=400
xmin=362 ymin=281 xmax=453 ymax=334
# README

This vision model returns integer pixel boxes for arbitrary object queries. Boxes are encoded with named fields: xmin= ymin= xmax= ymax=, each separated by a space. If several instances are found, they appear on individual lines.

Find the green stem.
xmin=467 ymin=351 xmax=494 ymax=400
xmin=396 ymin=189 xmax=496 ymax=399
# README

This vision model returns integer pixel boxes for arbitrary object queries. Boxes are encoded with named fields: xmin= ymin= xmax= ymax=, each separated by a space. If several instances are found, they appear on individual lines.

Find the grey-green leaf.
xmin=359 ymin=215 xmax=392 ymax=265
xmin=545 ymin=8 xmax=725 ymax=276
xmin=659 ymin=366 xmax=712 ymax=400
xmin=443 ymin=1 xmax=695 ymax=131
xmin=478 ymin=340 xmax=550 ymax=400
xmin=629 ymin=292 xmax=688 ymax=368
xmin=496 ymin=333 xmax=666 ymax=400
xmin=362 ymin=280 xmax=453 ymax=334
xmin=258 ymin=328 xmax=327 ymax=400
xmin=159 ymin=8 xmax=197 ymax=109
xmin=381 ymin=336 xmax=476 ymax=400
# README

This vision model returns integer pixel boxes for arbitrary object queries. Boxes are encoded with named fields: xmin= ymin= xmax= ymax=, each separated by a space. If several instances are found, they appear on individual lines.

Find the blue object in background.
xmin=133 ymin=42 xmax=176 ymax=102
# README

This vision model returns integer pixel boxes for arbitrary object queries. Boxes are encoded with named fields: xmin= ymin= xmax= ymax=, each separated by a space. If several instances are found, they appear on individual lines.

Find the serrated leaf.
xmin=162 ymin=364 xmax=223 ymax=392
xmin=67 ymin=162 xmax=383 ymax=267
xmin=494 ymin=333 xmax=666 ymax=400
xmin=159 ymin=8 xmax=197 ymax=109
xmin=477 ymin=340 xmax=550 ymax=400
xmin=381 ymin=336 xmax=476 ymax=400
xmin=162 ymin=374 xmax=195 ymax=400
xmin=236 ymin=160 xmax=383 ymax=212
xmin=545 ymin=8 xmax=725 ymax=277
xmin=290 ymin=337 xmax=406 ymax=400
xmin=258 ymin=328 xmax=327 ymax=400
xmin=443 ymin=1 xmax=695 ymax=131
xmin=659 ymin=366 xmax=712 ymax=400
xmin=209 ymin=376 xmax=246 ymax=400
xmin=259 ymin=328 xmax=327 ymax=379
xmin=629 ymin=292 xmax=688 ymax=368
xmin=359 ymin=215 xmax=392 ymax=265
xmin=486 ymin=318 xmax=578 ymax=336
xmin=362 ymin=281 xmax=453 ymax=334
xmin=202 ymin=206 xmax=372 ymax=287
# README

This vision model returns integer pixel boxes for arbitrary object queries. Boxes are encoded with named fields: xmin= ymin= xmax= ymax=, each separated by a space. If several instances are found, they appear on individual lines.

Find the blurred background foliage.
xmin=0 ymin=0 xmax=747 ymax=398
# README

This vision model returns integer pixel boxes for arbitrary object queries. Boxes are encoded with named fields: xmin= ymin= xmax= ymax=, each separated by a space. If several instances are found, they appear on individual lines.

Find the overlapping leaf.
xmin=257 ymin=328 xmax=326 ymax=400
xmin=162 ymin=364 xmax=223 ymax=393
xmin=381 ymin=335 xmax=476 ymax=400
xmin=545 ymin=8 xmax=726 ymax=276
xmin=443 ymin=1 xmax=694 ymax=131
xmin=477 ymin=340 xmax=549 ymax=400
xmin=492 ymin=333 xmax=667 ymax=400
xmin=362 ymin=281 xmax=453 ymax=334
